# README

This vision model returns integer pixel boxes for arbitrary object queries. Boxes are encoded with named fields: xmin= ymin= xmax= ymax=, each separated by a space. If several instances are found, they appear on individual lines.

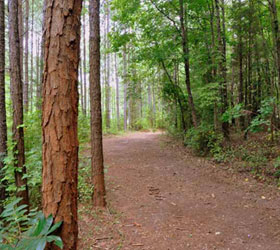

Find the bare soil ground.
xmin=79 ymin=132 xmax=280 ymax=250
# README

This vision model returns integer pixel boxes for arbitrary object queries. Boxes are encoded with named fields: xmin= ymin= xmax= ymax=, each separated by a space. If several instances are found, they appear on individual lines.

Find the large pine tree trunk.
xmin=89 ymin=0 xmax=106 ymax=207
xmin=9 ymin=0 xmax=29 ymax=208
xmin=0 ymin=0 xmax=7 ymax=213
xmin=23 ymin=0 xmax=29 ymax=112
xmin=42 ymin=0 xmax=82 ymax=249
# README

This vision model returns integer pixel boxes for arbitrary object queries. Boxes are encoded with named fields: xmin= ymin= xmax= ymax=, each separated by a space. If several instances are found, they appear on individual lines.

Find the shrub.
xmin=185 ymin=124 xmax=223 ymax=157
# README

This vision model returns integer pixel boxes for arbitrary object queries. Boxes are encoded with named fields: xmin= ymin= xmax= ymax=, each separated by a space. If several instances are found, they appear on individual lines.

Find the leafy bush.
xmin=222 ymin=103 xmax=244 ymax=123
xmin=0 ymin=198 xmax=63 ymax=250
xmin=185 ymin=124 xmax=223 ymax=157
xmin=247 ymin=98 xmax=274 ymax=133
xmin=2 ymin=111 xmax=43 ymax=207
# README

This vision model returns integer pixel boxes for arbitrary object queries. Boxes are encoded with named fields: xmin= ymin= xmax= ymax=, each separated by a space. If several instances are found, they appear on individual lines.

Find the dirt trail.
xmin=80 ymin=132 xmax=280 ymax=250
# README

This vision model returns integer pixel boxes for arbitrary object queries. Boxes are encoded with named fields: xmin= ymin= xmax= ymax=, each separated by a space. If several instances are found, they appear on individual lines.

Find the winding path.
xmin=81 ymin=132 xmax=280 ymax=250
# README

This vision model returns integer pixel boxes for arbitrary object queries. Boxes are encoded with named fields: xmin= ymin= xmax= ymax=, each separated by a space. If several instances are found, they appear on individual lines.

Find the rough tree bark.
xmin=8 ymin=0 xmax=29 ymax=207
xmin=0 ymin=0 xmax=7 ymax=213
xmin=42 ymin=0 xmax=82 ymax=249
xmin=89 ymin=0 xmax=106 ymax=207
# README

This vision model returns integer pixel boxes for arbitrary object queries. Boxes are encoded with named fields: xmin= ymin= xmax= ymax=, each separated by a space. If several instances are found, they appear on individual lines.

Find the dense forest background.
xmin=1 ymin=0 xmax=280 ymax=249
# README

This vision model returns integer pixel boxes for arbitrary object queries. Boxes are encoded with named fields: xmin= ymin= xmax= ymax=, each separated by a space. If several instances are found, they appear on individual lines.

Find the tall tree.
xmin=237 ymin=0 xmax=245 ymax=128
xmin=179 ymin=0 xmax=198 ymax=128
xmin=105 ymin=0 xmax=111 ymax=129
xmin=215 ymin=0 xmax=229 ymax=138
xmin=23 ymin=0 xmax=29 ymax=111
xmin=83 ymin=2 xmax=87 ymax=115
xmin=42 ymin=0 xmax=82 ymax=249
xmin=268 ymin=0 xmax=280 ymax=87
xmin=8 ymin=0 xmax=29 ymax=207
xmin=30 ymin=0 xmax=34 ymax=112
xmin=123 ymin=47 xmax=128 ymax=131
xmin=0 ymin=0 xmax=7 ymax=213
xmin=114 ymin=52 xmax=120 ymax=129
xmin=89 ymin=0 xmax=107 ymax=207
xmin=18 ymin=0 xmax=23 ymax=79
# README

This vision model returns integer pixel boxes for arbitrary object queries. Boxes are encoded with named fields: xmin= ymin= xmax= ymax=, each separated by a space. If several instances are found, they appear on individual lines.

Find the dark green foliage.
xmin=185 ymin=124 xmax=223 ymax=156
xmin=247 ymin=98 xmax=274 ymax=133
xmin=0 ymin=198 xmax=63 ymax=250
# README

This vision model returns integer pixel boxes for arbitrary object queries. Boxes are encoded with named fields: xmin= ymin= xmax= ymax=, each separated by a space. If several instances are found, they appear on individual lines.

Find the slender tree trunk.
xmin=30 ymin=0 xmax=34 ymax=112
xmin=18 ymin=0 xmax=23 ymax=78
xmin=42 ymin=0 xmax=82 ymax=249
xmin=36 ymin=38 xmax=40 ymax=108
xmin=114 ymin=53 xmax=120 ymax=129
xmin=238 ymin=0 xmax=244 ymax=128
xmin=123 ymin=47 xmax=128 ymax=131
xmin=147 ymin=84 xmax=153 ymax=127
xmin=37 ymin=2 xmax=46 ymax=111
xmin=268 ymin=0 xmax=280 ymax=87
xmin=0 ymin=0 xmax=7 ymax=213
xmin=83 ymin=3 xmax=87 ymax=115
xmin=105 ymin=1 xmax=111 ymax=129
xmin=9 ymin=0 xmax=29 ymax=208
xmin=23 ymin=0 xmax=29 ymax=112
xmin=179 ymin=0 xmax=198 ymax=128
xmin=215 ymin=0 xmax=229 ymax=139
xmin=80 ymin=60 xmax=84 ymax=112
xmin=209 ymin=0 xmax=217 ymax=79
xmin=89 ymin=0 xmax=106 ymax=207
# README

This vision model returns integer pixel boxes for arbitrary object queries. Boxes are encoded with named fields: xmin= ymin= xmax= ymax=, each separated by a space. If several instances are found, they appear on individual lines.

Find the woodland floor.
xmin=79 ymin=132 xmax=280 ymax=250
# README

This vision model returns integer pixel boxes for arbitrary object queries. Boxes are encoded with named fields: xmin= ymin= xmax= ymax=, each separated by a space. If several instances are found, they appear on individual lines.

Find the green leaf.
xmin=47 ymin=221 xmax=62 ymax=235
xmin=32 ymin=213 xmax=46 ymax=237
xmin=47 ymin=235 xmax=63 ymax=249
xmin=40 ymin=214 xmax=53 ymax=236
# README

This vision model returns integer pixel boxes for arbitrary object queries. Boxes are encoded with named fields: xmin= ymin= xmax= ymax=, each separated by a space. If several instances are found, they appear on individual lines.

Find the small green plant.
xmin=78 ymin=155 xmax=94 ymax=202
xmin=273 ymin=156 xmax=280 ymax=178
xmin=0 ymin=198 xmax=63 ymax=250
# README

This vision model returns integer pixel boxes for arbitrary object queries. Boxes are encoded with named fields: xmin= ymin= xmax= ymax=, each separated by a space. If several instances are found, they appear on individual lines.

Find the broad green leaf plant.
xmin=0 ymin=198 xmax=63 ymax=250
